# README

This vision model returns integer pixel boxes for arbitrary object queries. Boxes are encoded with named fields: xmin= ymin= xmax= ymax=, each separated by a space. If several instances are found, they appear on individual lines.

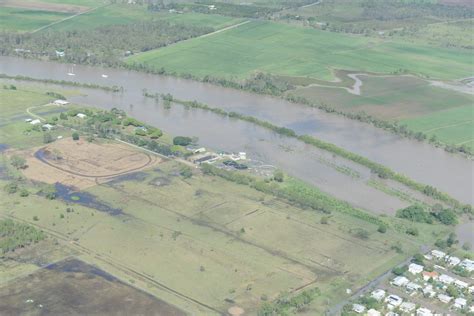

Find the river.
xmin=0 ymin=56 xmax=472 ymax=206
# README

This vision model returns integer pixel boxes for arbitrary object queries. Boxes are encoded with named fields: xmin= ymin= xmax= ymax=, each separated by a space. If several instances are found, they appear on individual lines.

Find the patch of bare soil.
xmin=17 ymin=138 xmax=161 ymax=190
xmin=0 ymin=258 xmax=186 ymax=316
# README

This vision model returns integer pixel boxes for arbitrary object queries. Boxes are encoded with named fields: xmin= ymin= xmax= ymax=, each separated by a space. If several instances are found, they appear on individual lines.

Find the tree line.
xmin=0 ymin=219 xmax=45 ymax=255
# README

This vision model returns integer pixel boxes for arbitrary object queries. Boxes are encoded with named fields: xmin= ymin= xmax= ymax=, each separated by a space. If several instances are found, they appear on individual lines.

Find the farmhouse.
xmin=422 ymin=271 xmax=439 ymax=281
xmin=370 ymin=289 xmax=386 ymax=301
xmin=438 ymin=293 xmax=453 ymax=304
xmin=416 ymin=307 xmax=433 ymax=316
xmin=76 ymin=113 xmax=87 ymax=119
xmin=391 ymin=276 xmax=409 ymax=287
xmin=408 ymin=263 xmax=423 ymax=274
xmin=30 ymin=119 xmax=41 ymax=125
xmin=352 ymin=304 xmax=365 ymax=314
xmin=431 ymin=249 xmax=446 ymax=259
xmin=53 ymin=99 xmax=69 ymax=106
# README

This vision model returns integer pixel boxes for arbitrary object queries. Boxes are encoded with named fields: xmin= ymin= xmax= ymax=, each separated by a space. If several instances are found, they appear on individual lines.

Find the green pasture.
xmin=127 ymin=21 xmax=473 ymax=81
xmin=0 ymin=7 xmax=70 ymax=32
xmin=402 ymin=105 xmax=474 ymax=149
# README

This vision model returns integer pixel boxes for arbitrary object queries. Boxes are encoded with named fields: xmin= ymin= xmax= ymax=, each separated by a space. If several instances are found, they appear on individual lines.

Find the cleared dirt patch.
xmin=19 ymin=138 xmax=161 ymax=189
xmin=0 ymin=0 xmax=89 ymax=13
xmin=0 ymin=258 xmax=186 ymax=316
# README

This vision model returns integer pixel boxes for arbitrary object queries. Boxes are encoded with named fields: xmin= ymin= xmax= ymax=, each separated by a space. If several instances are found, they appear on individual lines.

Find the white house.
xmin=385 ymin=294 xmax=403 ymax=307
xmin=453 ymin=297 xmax=467 ymax=309
xmin=53 ymin=99 xmax=69 ymax=106
xmin=25 ymin=118 xmax=32 ymax=122
xmin=439 ymin=274 xmax=454 ymax=285
xmin=454 ymin=279 xmax=468 ymax=289
xmin=399 ymin=302 xmax=416 ymax=313
xmin=416 ymin=307 xmax=433 ymax=316
xmin=460 ymin=259 xmax=474 ymax=272
xmin=423 ymin=285 xmax=436 ymax=298
xmin=431 ymin=249 xmax=446 ymax=259
xmin=406 ymin=282 xmax=422 ymax=292
xmin=30 ymin=119 xmax=41 ymax=125
xmin=370 ymin=289 xmax=386 ymax=301
xmin=385 ymin=312 xmax=399 ymax=316
xmin=76 ymin=113 xmax=87 ymax=119
xmin=408 ymin=263 xmax=424 ymax=274
xmin=438 ymin=293 xmax=453 ymax=304
xmin=367 ymin=309 xmax=381 ymax=316
xmin=352 ymin=303 xmax=365 ymax=314
xmin=469 ymin=285 xmax=474 ymax=294
xmin=446 ymin=256 xmax=461 ymax=266
xmin=391 ymin=276 xmax=409 ymax=287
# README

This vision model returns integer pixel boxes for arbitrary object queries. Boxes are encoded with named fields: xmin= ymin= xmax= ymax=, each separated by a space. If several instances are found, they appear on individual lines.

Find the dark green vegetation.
xmin=397 ymin=204 xmax=458 ymax=225
xmin=0 ymin=219 xmax=45 ymax=254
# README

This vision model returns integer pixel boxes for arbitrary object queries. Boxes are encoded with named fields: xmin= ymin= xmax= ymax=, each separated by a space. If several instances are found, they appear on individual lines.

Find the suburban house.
xmin=422 ymin=271 xmax=439 ymax=281
xmin=399 ymin=302 xmax=416 ymax=313
xmin=370 ymin=289 xmax=386 ymax=301
xmin=454 ymin=279 xmax=468 ymax=289
xmin=367 ymin=309 xmax=381 ymax=316
xmin=391 ymin=276 xmax=409 ymax=287
xmin=460 ymin=259 xmax=474 ymax=272
xmin=416 ymin=307 xmax=433 ymax=316
xmin=446 ymin=256 xmax=461 ymax=266
xmin=431 ymin=249 xmax=446 ymax=259
xmin=408 ymin=263 xmax=424 ymax=274
xmin=438 ymin=293 xmax=453 ymax=304
xmin=406 ymin=282 xmax=422 ymax=292
xmin=439 ymin=274 xmax=454 ymax=285
xmin=385 ymin=294 xmax=403 ymax=308
xmin=454 ymin=297 xmax=467 ymax=309
xmin=423 ymin=285 xmax=436 ymax=298
xmin=352 ymin=303 xmax=365 ymax=314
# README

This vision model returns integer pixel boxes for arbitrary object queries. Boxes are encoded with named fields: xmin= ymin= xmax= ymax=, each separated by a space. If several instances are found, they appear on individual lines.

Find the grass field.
xmin=127 ymin=20 xmax=473 ymax=81
xmin=0 ymin=7 xmax=71 ymax=32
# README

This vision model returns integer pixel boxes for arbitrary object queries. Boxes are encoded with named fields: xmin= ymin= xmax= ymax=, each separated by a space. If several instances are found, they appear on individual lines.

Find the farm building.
xmin=42 ymin=124 xmax=54 ymax=131
xmin=53 ymin=100 xmax=69 ymax=106
xmin=30 ymin=119 xmax=41 ymax=125
xmin=76 ymin=113 xmax=87 ymax=119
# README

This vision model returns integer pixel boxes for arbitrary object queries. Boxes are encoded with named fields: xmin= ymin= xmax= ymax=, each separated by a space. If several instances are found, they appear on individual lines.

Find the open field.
xmin=0 ymin=6 xmax=70 ymax=32
xmin=16 ymin=138 xmax=162 ymax=189
xmin=0 ymin=258 xmax=186 ymax=316
xmin=127 ymin=20 xmax=473 ymax=81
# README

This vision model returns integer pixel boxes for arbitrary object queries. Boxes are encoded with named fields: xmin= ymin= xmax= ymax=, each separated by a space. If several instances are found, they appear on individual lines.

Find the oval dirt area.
xmin=20 ymin=138 xmax=161 ymax=189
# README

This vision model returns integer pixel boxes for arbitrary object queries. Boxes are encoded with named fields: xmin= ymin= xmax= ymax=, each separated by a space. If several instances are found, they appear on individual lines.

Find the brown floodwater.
xmin=0 ymin=56 xmax=472 ymax=206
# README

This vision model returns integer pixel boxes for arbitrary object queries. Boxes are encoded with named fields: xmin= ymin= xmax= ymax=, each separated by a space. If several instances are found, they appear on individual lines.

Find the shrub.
xmin=392 ymin=265 xmax=407 ymax=276
xmin=377 ymin=224 xmax=387 ymax=233
xmin=173 ymin=136 xmax=192 ymax=146
xmin=396 ymin=204 xmax=432 ymax=224
xmin=72 ymin=132 xmax=80 ymax=140
xmin=406 ymin=227 xmax=419 ymax=236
